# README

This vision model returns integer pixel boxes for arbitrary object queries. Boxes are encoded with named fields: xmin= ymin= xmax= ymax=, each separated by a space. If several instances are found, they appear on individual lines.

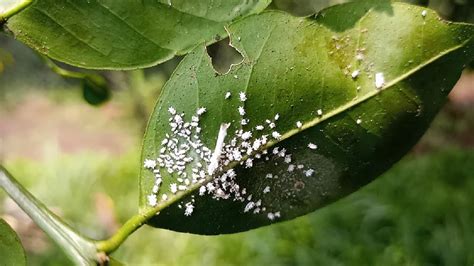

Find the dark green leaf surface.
xmin=0 ymin=218 xmax=26 ymax=266
xmin=140 ymin=2 xmax=474 ymax=234
xmin=6 ymin=0 xmax=270 ymax=70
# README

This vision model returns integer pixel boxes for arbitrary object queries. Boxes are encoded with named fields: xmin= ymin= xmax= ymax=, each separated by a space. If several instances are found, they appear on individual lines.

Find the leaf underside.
xmin=5 ymin=0 xmax=270 ymax=70
xmin=140 ymin=2 xmax=474 ymax=235
xmin=0 ymin=218 xmax=26 ymax=266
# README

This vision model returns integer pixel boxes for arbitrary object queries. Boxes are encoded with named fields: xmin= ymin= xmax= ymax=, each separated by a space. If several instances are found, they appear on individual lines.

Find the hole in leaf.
xmin=206 ymin=38 xmax=243 ymax=74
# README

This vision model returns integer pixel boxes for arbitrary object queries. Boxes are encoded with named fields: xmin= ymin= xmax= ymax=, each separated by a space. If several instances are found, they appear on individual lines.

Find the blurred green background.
xmin=1 ymin=0 xmax=474 ymax=265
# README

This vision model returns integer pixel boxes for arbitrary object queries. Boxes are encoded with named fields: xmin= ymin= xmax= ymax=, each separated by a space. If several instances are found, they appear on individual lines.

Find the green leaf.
xmin=0 ymin=218 xmax=26 ymax=266
xmin=139 ymin=2 xmax=474 ymax=234
xmin=5 ymin=0 xmax=270 ymax=70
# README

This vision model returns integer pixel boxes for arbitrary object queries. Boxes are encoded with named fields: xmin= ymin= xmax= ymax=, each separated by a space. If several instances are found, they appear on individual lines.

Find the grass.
xmin=2 ymin=148 xmax=474 ymax=265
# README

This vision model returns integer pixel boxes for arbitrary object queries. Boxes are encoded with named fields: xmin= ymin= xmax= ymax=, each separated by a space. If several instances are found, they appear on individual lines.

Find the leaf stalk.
xmin=0 ymin=166 xmax=99 ymax=265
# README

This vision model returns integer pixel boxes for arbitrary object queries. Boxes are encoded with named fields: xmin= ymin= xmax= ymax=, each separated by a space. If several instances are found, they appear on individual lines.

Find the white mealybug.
xmin=375 ymin=72 xmax=385 ymax=89
xmin=288 ymin=164 xmax=295 ymax=172
xmin=305 ymin=169 xmax=315 ymax=177
xmin=199 ymin=186 xmax=206 ymax=196
xmin=256 ymin=125 xmax=264 ymax=131
xmin=147 ymin=194 xmax=157 ymax=207
xmin=225 ymin=92 xmax=231 ymax=99
xmin=239 ymin=91 xmax=247 ymax=102
xmin=170 ymin=183 xmax=178 ymax=194
xmin=244 ymin=201 xmax=255 ymax=212
xmin=238 ymin=106 xmax=246 ymax=116
xmin=267 ymin=212 xmax=275 ymax=220
xmin=356 ymin=119 xmax=362 ymax=124
xmin=308 ymin=143 xmax=318 ymax=150
xmin=296 ymin=121 xmax=302 ymax=128
xmin=168 ymin=107 xmax=176 ymax=115
xmin=317 ymin=109 xmax=323 ymax=116
xmin=421 ymin=10 xmax=427 ymax=17
xmin=351 ymin=70 xmax=360 ymax=79
xmin=184 ymin=203 xmax=194 ymax=216
xmin=263 ymin=186 xmax=271 ymax=194
xmin=272 ymin=131 xmax=281 ymax=139
xmin=144 ymin=159 xmax=157 ymax=169
xmin=241 ymin=131 xmax=252 ymax=140
xmin=197 ymin=107 xmax=207 ymax=115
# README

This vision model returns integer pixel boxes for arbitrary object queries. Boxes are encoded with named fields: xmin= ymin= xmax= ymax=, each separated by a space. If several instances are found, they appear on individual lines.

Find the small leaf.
xmin=5 ymin=0 xmax=270 ymax=70
xmin=82 ymin=75 xmax=111 ymax=105
xmin=0 ymin=218 xmax=26 ymax=266
xmin=139 ymin=2 xmax=474 ymax=234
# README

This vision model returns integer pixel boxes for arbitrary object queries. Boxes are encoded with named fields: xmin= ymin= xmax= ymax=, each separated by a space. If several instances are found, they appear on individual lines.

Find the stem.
xmin=0 ymin=0 xmax=33 ymax=22
xmin=41 ymin=56 xmax=104 ymax=83
xmin=95 ymin=184 xmax=201 ymax=253
xmin=94 ymin=213 xmax=147 ymax=254
xmin=0 ymin=166 xmax=99 ymax=265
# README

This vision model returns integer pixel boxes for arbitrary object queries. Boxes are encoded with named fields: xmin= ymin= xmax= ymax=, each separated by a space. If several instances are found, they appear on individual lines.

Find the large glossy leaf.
xmin=0 ymin=218 xmax=26 ymax=266
xmin=5 ymin=0 xmax=270 ymax=70
xmin=139 ymin=2 xmax=474 ymax=234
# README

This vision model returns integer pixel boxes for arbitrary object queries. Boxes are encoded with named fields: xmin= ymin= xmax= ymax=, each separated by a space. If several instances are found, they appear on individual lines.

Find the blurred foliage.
xmin=271 ymin=0 xmax=474 ymax=23
xmin=2 ymin=148 xmax=474 ymax=265
xmin=0 ymin=47 xmax=13 ymax=73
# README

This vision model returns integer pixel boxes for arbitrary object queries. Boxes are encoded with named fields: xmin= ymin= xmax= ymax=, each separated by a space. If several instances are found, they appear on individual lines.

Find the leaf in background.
xmin=82 ymin=75 xmax=111 ymax=106
xmin=5 ymin=0 xmax=271 ymax=70
xmin=0 ymin=218 xmax=26 ymax=266
xmin=139 ymin=2 xmax=474 ymax=234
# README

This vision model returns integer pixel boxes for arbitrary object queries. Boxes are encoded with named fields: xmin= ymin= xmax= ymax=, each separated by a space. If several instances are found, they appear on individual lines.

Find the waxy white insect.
xmin=375 ymin=73 xmax=385 ymax=89
xmin=144 ymin=159 xmax=157 ymax=169
xmin=239 ymin=91 xmax=247 ymax=102
xmin=308 ymin=143 xmax=318 ymax=150
xmin=197 ymin=107 xmax=207 ymax=115
xmin=351 ymin=70 xmax=360 ymax=79
xmin=238 ymin=106 xmax=246 ymax=116
xmin=272 ymin=131 xmax=281 ymax=139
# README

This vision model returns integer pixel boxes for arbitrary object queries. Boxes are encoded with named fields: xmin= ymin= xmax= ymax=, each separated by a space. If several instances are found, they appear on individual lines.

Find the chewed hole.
xmin=206 ymin=38 xmax=243 ymax=74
